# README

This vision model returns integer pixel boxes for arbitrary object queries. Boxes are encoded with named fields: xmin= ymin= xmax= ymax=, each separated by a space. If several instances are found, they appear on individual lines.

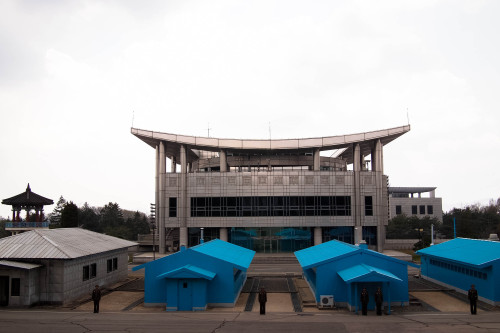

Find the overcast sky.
xmin=1 ymin=0 xmax=499 ymax=218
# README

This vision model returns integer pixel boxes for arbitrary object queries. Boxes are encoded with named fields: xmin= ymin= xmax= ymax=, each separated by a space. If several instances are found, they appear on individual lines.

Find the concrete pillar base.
xmin=314 ymin=227 xmax=322 ymax=245
xmin=354 ymin=226 xmax=363 ymax=245
xmin=220 ymin=228 xmax=228 ymax=242
xmin=179 ymin=227 xmax=188 ymax=248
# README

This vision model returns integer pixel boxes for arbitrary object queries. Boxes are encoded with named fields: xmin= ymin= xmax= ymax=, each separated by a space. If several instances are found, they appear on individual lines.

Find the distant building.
xmin=417 ymin=238 xmax=500 ymax=306
xmin=133 ymin=239 xmax=255 ymax=311
xmin=295 ymin=240 xmax=417 ymax=313
xmin=2 ymin=184 xmax=53 ymax=235
xmin=389 ymin=187 xmax=443 ymax=222
xmin=132 ymin=125 xmax=411 ymax=253
xmin=0 ymin=228 xmax=136 ymax=307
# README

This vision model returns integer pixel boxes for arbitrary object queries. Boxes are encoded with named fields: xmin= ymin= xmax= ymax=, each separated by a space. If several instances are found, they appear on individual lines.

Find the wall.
xmin=389 ymin=197 xmax=443 ymax=222
xmin=0 ymin=266 xmax=39 ymax=307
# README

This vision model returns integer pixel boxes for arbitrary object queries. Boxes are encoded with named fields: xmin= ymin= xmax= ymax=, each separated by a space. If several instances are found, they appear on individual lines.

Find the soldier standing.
xmin=258 ymin=287 xmax=267 ymax=315
xmin=468 ymin=284 xmax=478 ymax=315
xmin=360 ymin=287 xmax=369 ymax=315
xmin=92 ymin=285 xmax=102 ymax=313
xmin=375 ymin=287 xmax=383 ymax=316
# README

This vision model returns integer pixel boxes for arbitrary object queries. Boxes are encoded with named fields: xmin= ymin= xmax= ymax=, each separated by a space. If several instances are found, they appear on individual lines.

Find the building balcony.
xmin=5 ymin=222 xmax=50 ymax=230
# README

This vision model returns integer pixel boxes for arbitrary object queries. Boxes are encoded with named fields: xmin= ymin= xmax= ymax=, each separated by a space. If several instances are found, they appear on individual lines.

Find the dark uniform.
xmin=468 ymin=285 xmax=478 ymax=315
xmin=92 ymin=285 xmax=101 ymax=313
xmin=258 ymin=288 xmax=267 ymax=315
xmin=375 ymin=287 xmax=383 ymax=316
xmin=360 ymin=288 xmax=369 ymax=315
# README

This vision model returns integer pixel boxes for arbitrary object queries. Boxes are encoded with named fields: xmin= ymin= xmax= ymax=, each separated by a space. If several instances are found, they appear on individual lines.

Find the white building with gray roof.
xmin=0 ymin=228 xmax=136 ymax=307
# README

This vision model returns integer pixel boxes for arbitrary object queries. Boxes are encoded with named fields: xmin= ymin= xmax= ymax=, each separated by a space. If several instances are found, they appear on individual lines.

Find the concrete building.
xmin=0 ymin=228 xmax=136 ymax=307
xmin=295 ymin=240 xmax=417 ymax=313
xmin=133 ymin=239 xmax=255 ymax=311
xmin=132 ymin=125 xmax=411 ymax=253
xmin=417 ymin=238 xmax=500 ymax=305
xmin=389 ymin=187 xmax=443 ymax=222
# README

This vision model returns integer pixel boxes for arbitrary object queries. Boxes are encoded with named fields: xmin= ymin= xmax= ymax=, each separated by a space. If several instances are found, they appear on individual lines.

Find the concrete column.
xmin=179 ymin=145 xmax=188 ymax=247
xmin=159 ymin=142 xmax=166 ymax=254
xmin=220 ymin=227 xmax=228 ymax=242
xmin=372 ymin=139 xmax=385 ymax=252
xmin=171 ymin=156 xmax=177 ymax=173
xmin=354 ymin=226 xmax=363 ymax=245
xmin=353 ymin=143 xmax=362 ymax=245
xmin=313 ymin=148 xmax=320 ymax=171
xmin=314 ymin=227 xmax=322 ymax=245
xmin=220 ymin=150 xmax=227 ymax=172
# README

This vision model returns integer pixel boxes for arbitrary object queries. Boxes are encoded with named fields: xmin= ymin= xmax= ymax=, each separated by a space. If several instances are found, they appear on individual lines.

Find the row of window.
xmin=429 ymin=259 xmax=488 ymax=280
xmin=83 ymin=258 xmax=118 ymax=281
xmin=189 ymin=196 xmax=354 ymax=217
xmin=395 ymin=205 xmax=434 ymax=215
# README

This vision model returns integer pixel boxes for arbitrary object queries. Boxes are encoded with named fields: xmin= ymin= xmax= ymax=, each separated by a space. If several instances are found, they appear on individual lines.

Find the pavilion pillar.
xmin=353 ymin=143 xmax=363 ymax=245
xmin=220 ymin=150 xmax=227 ymax=172
xmin=171 ymin=156 xmax=177 ymax=173
xmin=220 ymin=228 xmax=228 ymax=242
xmin=313 ymin=148 xmax=320 ymax=171
xmin=159 ymin=141 xmax=166 ymax=254
xmin=314 ymin=227 xmax=322 ymax=245
xmin=179 ymin=145 xmax=188 ymax=248
xmin=372 ymin=139 xmax=385 ymax=252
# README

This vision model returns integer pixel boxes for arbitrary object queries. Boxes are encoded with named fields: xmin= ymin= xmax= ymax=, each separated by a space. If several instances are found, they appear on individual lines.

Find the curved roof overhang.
xmin=131 ymin=125 xmax=410 ymax=164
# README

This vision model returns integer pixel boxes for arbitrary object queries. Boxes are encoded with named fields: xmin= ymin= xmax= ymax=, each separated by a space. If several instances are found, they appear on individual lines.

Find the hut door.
xmin=0 ymin=276 xmax=9 ymax=306
xmin=178 ymin=280 xmax=193 ymax=311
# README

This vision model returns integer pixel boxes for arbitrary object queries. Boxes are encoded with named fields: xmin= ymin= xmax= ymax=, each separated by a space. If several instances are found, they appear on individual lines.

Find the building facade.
xmin=295 ymin=240 xmax=417 ymax=313
xmin=132 ymin=125 xmax=410 ymax=253
xmin=417 ymin=238 xmax=500 ymax=306
xmin=133 ymin=239 xmax=254 ymax=311
xmin=389 ymin=187 xmax=443 ymax=222
xmin=0 ymin=228 xmax=136 ymax=306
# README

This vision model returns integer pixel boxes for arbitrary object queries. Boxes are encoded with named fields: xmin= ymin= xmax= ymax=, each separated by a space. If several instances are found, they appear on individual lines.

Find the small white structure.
xmin=0 ymin=228 xmax=136 ymax=307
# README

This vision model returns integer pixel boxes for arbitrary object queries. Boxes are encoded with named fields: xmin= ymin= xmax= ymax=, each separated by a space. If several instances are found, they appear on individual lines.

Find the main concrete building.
xmin=132 ymin=125 xmax=410 ymax=254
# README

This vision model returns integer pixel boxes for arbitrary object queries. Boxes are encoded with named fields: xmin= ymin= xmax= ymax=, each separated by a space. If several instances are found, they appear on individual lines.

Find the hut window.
xmin=11 ymin=278 xmax=20 ymax=296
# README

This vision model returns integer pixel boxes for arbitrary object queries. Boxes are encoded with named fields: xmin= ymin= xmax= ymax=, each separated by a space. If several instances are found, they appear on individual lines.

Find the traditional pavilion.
xmin=2 ymin=184 xmax=53 ymax=235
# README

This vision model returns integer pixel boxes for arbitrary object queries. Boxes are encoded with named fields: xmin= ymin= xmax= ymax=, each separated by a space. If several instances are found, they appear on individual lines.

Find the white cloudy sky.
xmin=1 ymin=0 xmax=499 ymax=218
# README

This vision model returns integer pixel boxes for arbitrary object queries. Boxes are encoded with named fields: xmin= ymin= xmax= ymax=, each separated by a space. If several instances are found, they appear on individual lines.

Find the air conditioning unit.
xmin=319 ymin=295 xmax=334 ymax=308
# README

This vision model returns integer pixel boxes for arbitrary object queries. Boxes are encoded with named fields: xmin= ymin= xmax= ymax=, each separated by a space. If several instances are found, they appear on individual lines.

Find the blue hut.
xmin=295 ymin=240 xmax=417 ymax=313
xmin=416 ymin=238 xmax=500 ymax=305
xmin=133 ymin=239 xmax=255 ymax=311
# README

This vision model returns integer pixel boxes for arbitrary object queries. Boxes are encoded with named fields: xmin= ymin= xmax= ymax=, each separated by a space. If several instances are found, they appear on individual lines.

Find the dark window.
xmin=411 ymin=205 xmax=417 ymax=214
xmin=83 ymin=265 xmax=90 ymax=281
xmin=419 ymin=205 xmax=425 ymax=214
xmin=183 ymin=282 xmax=188 ymax=288
xmin=169 ymin=198 xmax=177 ymax=217
xmin=11 ymin=278 xmax=20 ymax=296
xmin=395 ymin=205 xmax=402 ymax=215
xmin=427 ymin=205 xmax=433 ymax=214
xmin=90 ymin=263 xmax=97 ymax=278
xmin=364 ymin=196 xmax=373 ymax=216
xmin=107 ymin=259 xmax=113 ymax=273
xmin=113 ymin=258 xmax=118 ymax=271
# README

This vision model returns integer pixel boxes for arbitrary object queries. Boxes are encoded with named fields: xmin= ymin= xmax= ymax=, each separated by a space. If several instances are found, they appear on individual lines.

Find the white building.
xmin=388 ymin=187 xmax=443 ymax=222
xmin=132 ymin=125 xmax=411 ymax=253
xmin=0 ymin=228 xmax=136 ymax=307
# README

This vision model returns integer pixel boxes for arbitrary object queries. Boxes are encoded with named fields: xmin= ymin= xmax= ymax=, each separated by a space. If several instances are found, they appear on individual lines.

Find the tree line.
xmin=47 ymin=196 xmax=150 ymax=241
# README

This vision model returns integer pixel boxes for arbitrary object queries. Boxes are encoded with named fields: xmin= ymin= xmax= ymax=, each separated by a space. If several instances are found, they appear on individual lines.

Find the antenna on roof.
xmin=207 ymin=122 xmax=212 ymax=137
xmin=406 ymin=108 xmax=410 ymax=125
xmin=132 ymin=110 xmax=135 ymax=128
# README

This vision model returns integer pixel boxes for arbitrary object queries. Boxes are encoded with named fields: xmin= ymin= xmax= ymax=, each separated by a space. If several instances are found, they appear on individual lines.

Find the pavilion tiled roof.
xmin=2 ymin=184 xmax=54 ymax=206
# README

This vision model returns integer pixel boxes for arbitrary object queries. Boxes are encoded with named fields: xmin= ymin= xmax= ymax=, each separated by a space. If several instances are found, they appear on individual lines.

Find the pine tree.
xmin=49 ymin=196 xmax=66 ymax=228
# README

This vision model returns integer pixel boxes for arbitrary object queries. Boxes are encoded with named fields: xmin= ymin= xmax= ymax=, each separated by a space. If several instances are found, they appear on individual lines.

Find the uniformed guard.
xmin=92 ymin=285 xmax=102 ymax=313
xmin=258 ymin=287 xmax=267 ymax=315
xmin=360 ymin=287 xmax=369 ymax=315
xmin=468 ymin=284 xmax=478 ymax=314
xmin=375 ymin=287 xmax=383 ymax=316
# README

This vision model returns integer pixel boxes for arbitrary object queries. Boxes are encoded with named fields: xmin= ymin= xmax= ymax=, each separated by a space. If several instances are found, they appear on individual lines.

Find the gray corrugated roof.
xmin=0 ymin=228 xmax=137 ymax=259
xmin=0 ymin=260 xmax=42 ymax=270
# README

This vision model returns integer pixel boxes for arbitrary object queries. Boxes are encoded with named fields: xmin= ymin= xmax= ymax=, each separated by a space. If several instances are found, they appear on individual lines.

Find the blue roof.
xmin=190 ymin=239 xmax=255 ymax=270
xmin=156 ymin=264 xmax=216 ymax=280
xmin=294 ymin=240 xmax=359 ymax=269
xmin=416 ymin=238 xmax=500 ymax=267
xmin=338 ymin=264 xmax=402 ymax=283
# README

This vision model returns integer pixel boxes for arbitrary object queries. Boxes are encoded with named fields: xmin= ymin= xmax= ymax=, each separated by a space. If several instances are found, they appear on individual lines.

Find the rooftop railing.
xmin=5 ymin=222 xmax=50 ymax=228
